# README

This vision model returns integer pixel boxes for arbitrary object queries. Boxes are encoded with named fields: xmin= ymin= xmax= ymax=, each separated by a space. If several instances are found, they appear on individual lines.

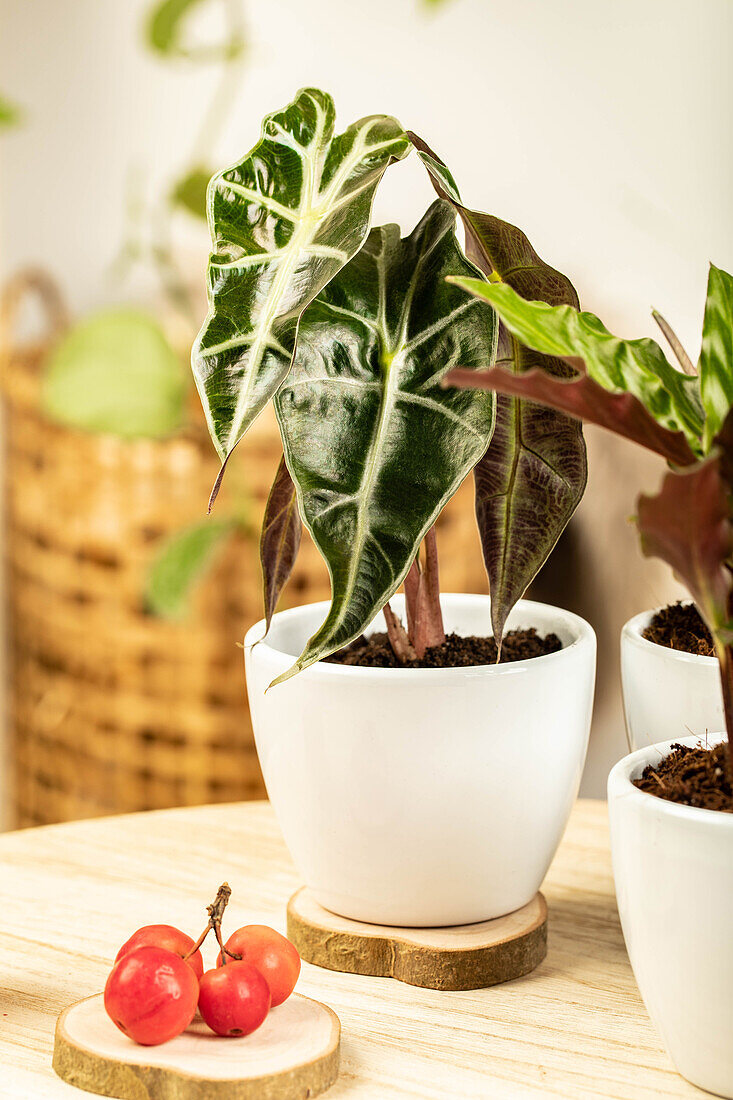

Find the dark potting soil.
xmin=642 ymin=601 xmax=714 ymax=657
xmin=325 ymin=628 xmax=562 ymax=669
xmin=633 ymin=741 xmax=732 ymax=813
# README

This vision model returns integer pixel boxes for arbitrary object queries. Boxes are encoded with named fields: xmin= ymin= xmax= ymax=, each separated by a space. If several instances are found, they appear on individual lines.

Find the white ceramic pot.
xmin=245 ymin=594 xmax=596 ymax=927
xmin=621 ymin=606 xmax=723 ymax=752
xmin=609 ymin=735 xmax=733 ymax=1098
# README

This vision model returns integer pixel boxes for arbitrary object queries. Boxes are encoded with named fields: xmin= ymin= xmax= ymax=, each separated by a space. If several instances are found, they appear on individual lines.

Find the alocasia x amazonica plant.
xmin=445 ymin=262 xmax=733 ymax=771
xmin=192 ymin=88 xmax=587 ymax=681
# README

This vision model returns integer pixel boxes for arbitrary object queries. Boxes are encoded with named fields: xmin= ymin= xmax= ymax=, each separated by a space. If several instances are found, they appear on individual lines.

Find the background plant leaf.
xmin=409 ymin=133 xmax=587 ymax=640
xmin=0 ymin=93 xmax=21 ymax=129
xmin=171 ymin=165 xmax=212 ymax=219
xmin=192 ymin=88 xmax=410 ymax=481
xmin=273 ymin=201 xmax=497 ymax=682
xmin=260 ymin=455 xmax=302 ymax=631
xmin=146 ymin=518 xmax=235 ymax=618
xmin=445 ymin=366 xmax=697 ymax=467
xmin=448 ymin=276 xmax=705 ymax=454
xmin=699 ymin=263 xmax=733 ymax=450
xmin=146 ymin=0 xmax=246 ymax=62
xmin=42 ymin=309 xmax=186 ymax=438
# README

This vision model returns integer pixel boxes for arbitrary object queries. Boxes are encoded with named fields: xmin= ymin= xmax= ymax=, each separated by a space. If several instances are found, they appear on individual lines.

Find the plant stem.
xmin=716 ymin=644 xmax=733 ymax=800
xmin=401 ymin=526 xmax=446 ymax=659
xmin=185 ymin=882 xmax=233 ymax=961
xmin=652 ymin=310 xmax=696 ymax=376
xmin=384 ymin=601 xmax=416 ymax=662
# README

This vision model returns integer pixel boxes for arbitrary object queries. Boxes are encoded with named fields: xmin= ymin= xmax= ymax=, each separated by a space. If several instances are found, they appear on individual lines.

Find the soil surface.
xmin=325 ymin=628 xmax=562 ymax=669
xmin=633 ymin=741 xmax=732 ymax=812
xmin=642 ymin=601 xmax=714 ymax=656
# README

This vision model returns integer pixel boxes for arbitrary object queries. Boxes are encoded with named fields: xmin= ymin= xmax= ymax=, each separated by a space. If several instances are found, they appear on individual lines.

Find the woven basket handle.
xmin=0 ymin=269 xmax=69 ymax=360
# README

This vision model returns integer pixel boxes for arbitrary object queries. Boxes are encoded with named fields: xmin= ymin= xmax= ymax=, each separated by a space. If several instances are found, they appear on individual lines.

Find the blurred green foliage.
xmin=42 ymin=309 xmax=187 ymax=438
xmin=145 ymin=518 xmax=236 ymax=617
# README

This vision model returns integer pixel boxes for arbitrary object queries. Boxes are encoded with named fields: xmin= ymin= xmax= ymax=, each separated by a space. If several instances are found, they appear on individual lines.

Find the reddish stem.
xmin=401 ymin=527 xmax=445 ymax=660
xmin=384 ymin=601 xmax=416 ymax=663
xmin=717 ymin=645 xmax=733 ymax=802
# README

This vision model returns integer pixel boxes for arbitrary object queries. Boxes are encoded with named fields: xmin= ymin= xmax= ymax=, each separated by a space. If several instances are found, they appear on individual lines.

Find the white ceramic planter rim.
xmin=623 ymin=603 xmax=716 ymax=670
xmin=609 ymin=733 xmax=732 ymax=827
xmin=244 ymin=595 xmax=595 ymax=681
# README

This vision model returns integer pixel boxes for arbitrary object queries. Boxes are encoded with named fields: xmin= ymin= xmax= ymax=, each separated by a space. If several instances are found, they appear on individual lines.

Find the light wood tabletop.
xmin=0 ymin=799 xmax=703 ymax=1099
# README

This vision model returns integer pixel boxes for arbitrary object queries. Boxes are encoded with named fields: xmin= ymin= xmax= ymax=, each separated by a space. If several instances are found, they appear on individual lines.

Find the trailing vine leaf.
xmin=42 ymin=309 xmax=186 ymax=438
xmin=146 ymin=519 xmax=235 ymax=618
xmin=409 ymin=133 xmax=587 ymax=640
xmin=447 ymin=276 xmax=705 ymax=454
xmin=146 ymin=0 xmax=245 ymax=62
xmin=699 ymin=264 xmax=733 ymax=450
xmin=272 ymin=201 xmax=497 ymax=682
xmin=171 ymin=165 xmax=212 ymax=220
xmin=192 ymin=88 xmax=410 ymax=488
xmin=445 ymin=366 xmax=697 ymax=468
xmin=637 ymin=454 xmax=733 ymax=645
xmin=260 ymin=455 xmax=302 ymax=631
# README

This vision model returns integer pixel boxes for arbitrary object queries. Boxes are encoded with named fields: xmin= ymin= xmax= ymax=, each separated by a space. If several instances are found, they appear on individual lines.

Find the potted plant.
xmin=446 ymin=257 xmax=733 ymax=1094
xmin=192 ymin=88 xmax=596 ymax=928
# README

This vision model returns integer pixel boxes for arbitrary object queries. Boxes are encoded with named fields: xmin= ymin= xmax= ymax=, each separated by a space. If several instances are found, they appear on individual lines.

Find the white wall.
xmin=1 ymin=0 xmax=732 ymax=798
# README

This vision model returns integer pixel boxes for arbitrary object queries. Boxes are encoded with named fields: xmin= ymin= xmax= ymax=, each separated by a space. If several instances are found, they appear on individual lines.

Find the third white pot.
xmin=245 ymin=594 xmax=595 ymax=927
xmin=609 ymin=736 xmax=733 ymax=1097
xmin=621 ymin=605 xmax=723 ymax=752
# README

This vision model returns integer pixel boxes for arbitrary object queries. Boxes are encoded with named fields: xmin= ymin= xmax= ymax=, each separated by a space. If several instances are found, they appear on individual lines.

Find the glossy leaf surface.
xmin=193 ymin=89 xmax=410 ymax=470
xmin=260 ymin=455 xmax=302 ymax=631
xmin=273 ymin=201 xmax=497 ymax=681
xmin=445 ymin=366 xmax=696 ymax=467
xmin=409 ymin=133 xmax=587 ymax=638
xmin=699 ymin=263 xmax=733 ymax=450
xmin=449 ymin=276 xmax=705 ymax=454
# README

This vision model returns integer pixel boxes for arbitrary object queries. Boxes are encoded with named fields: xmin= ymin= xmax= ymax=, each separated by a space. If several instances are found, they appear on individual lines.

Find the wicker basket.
xmin=2 ymin=273 xmax=488 ymax=828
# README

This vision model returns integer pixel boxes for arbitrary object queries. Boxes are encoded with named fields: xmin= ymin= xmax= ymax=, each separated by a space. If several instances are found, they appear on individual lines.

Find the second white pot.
xmin=621 ymin=605 xmax=723 ymax=752
xmin=245 ymin=594 xmax=596 ymax=927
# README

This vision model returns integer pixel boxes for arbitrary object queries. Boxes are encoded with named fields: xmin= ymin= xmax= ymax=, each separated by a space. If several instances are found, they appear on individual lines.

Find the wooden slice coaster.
xmin=288 ymin=888 xmax=547 ymax=991
xmin=53 ymin=992 xmax=340 ymax=1100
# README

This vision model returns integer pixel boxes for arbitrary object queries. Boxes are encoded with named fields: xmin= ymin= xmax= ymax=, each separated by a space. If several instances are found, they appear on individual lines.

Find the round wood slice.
xmin=53 ymin=992 xmax=340 ymax=1100
xmin=288 ymin=889 xmax=547 ymax=991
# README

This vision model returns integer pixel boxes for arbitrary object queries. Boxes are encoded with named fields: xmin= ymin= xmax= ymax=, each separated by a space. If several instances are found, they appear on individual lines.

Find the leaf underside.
xmin=409 ymin=133 xmax=587 ymax=639
xmin=273 ymin=200 xmax=497 ymax=681
xmin=192 ymin=88 xmax=410 ymax=476
xmin=445 ymin=366 xmax=696 ymax=468
xmin=260 ymin=455 xmax=302 ymax=631
xmin=448 ymin=277 xmax=705 ymax=456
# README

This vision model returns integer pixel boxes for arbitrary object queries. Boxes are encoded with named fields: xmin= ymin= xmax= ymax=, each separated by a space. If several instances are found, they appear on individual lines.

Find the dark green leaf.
xmin=409 ymin=133 xmax=587 ymax=640
xmin=42 ymin=309 xmax=186 ymax=438
xmin=699 ymin=263 xmax=733 ymax=450
xmin=193 ymin=88 xmax=410 ymax=478
xmin=445 ymin=365 xmax=696 ymax=467
xmin=260 ymin=455 xmax=302 ymax=631
xmin=146 ymin=519 xmax=234 ymax=619
xmin=448 ymin=276 xmax=705 ymax=453
xmin=273 ymin=201 xmax=497 ymax=682
xmin=145 ymin=0 xmax=245 ymax=61
xmin=171 ymin=165 xmax=212 ymax=220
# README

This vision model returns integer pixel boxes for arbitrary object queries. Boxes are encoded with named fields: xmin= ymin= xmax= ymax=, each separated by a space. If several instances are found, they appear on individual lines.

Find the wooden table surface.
xmin=0 ymin=799 xmax=703 ymax=1099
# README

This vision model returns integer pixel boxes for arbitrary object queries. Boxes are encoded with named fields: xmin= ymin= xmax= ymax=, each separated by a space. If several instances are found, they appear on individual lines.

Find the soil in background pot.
xmin=326 ymin=628 xmax=562 ymax=669
xmin=642 ymin=602 xmax=714 ymax=656
xmin=634 ymin=742 xmax=732 ymax=813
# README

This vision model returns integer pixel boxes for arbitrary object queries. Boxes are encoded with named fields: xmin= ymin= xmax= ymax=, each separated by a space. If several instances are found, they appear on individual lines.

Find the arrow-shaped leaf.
xmin=273 ymin=201 xmax=497 ymax=682
xmin=409 ymin=133 xmax=587 ymax=640
xmin=448 ymin=276 xmax=705 ymax=454
xmin=260 ymin=455 xmax=302 ymax=631
xmin=192 ymin=88 xmax=410 ymax=480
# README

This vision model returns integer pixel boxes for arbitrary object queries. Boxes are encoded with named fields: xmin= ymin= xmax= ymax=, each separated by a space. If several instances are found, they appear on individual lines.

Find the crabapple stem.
xmin=184 ymin=882 xmax=233 ymax=960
